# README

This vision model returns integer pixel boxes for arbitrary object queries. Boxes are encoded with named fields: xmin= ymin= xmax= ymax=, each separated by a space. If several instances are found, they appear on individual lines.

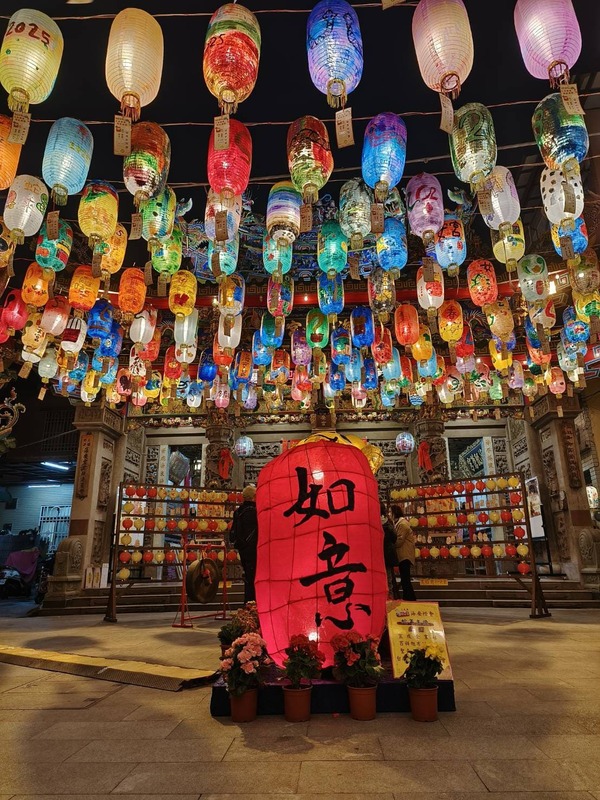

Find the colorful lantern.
xmin=317 ymin=220 xmax=347 ymax=277
xmin=405 ymin=173 xmax=444 ymax=245
xmin=267 ymin=273 xmax=294 ymax=323
xmin=0 ymin=115 xmax=21 ymax=190
xmin=485 ymin=299 xmax=514 ymax=342
xmin=291 ymin=328 xmax=312 ymax=366
xmin=548 ymin=366 xmax=566 ymax=396
xmin=105 ymin=8 xmax=163 ymax=120
xmin=208 ymin=234 xmax=239 ymax=278
xmin=42 ymin=118 xmax=93 ymax=205
xmin=413 ymin=324 xmax=434 ymax=362
xmin=267 ymin=181 xmax=302 ymax=245
xmin=315 ymin=272 xmax=343 ymax=323
xmin=252 ymin=329 xmax=272 ymax=367
xmin=416 ymin=261 xmax=444 ymax=317
xmin=203 ymin=3 xmax=260 ymax=114
xmin=287 ymin=116 xmax=333 ymax=205
xmin=174 ymin=308 xmax=198 ymax=351
xmin=260 ymin=311 xmax=285 ymax=349
xmin=491 ymin=219 xmax=525 ymax=272
xmin=552 ymin=216 xmax=588 ymax=260
xmin=450 ymin=102 xmax=496 ymax=189
xmin=368 ymin=267 xmax=396 ymax=322
xmin=141 ymin=187 xmax=176 ymax=250
xmin=481 ymin=166 xmax=520 ymax=237
xmin=371 ymin=324 xmax=393 ymax=365
xmin=218 ymin=312 xmax=242 ymax=351
xmin=330 ymin=325 xmax=351 ymax=366
xmin=205 ymin=189 xmax=242 ymax=243
xmin=529 ymin=298 xmax=556 ymax=332
xmin=21 ymin=263 xmax=49 ymax=308
xmin=255 ymin=441 xmax=386 ymax=666
xmin=35 ymin=218 xmax=72 ymax=273
xmin=118 ymin=268 xmax=146 ymax=318
xmin=0 ymin=10 xmax=63 ymax=112
xmin=468 ymin=259 xmax=498 ymax=307
xmin=569 ymin=247 xmax=600 ymax=294
xmin=169 ymin=270 xmax=197 ymax=318
xmin=40 ymin=296 xmax=70 ymax=337
xmin=394 ymin=304 xmax=420 ymax=348
xmin=78 ymin=181 xmax=118 ymax=249
xmin=1 ymin=289 xmax=27 ymax=331
xmin=362 ymin=113 xmax=407 ymax=202
xmin=99 ymin=223 xmax=128 ymax=278
xmin=515 ymin=0 xmax=581 ymax=87
xmin=69 ymin=266 xmax=100 ymax=314
xmin=339 ymin=178 xmax=372 ymax=251
xmin=563 ymin=305 xmax=589 ymax=344
xmin=377 ymin=217 xmax=407 ymax=275
xmin=61 ymin=316 xmax=87 ymax=360
xmin=306 ymin=0 xmax=363 ymax=108
xmin=262 ymin=232 xmax=292 ymax=278
xmin=234 ymin=434 xmax=255 ymax=458
xmin=218 ymin=272 xmax=245 ymax=318
xmin=207 ymin=118 xmax=252 ymax=203
xmin=435 ymin=215 xmax=466 ymax=277
xmin=540 ymin=166 xmax=583 ymax=229
xmin=306 ymin=308 xmax=329 ymax=350
xmin=350 ymin=306 xmax=375 ymax=348
xmin=412 ymin=0 xmax=473 ymax=98
xmin=517 ymin=254 xmax=550 ymax=303
xmin=4 ymin=175 xmax=47 ymax=244
xmin=439 ymin=300 xmax=464 ymax=343
xmin=123 ymin=122 xmax=170 ymax=207
xmin=532 ymin=92 xmax=588 ymax=178
xmin=87 ymin=298 xmax=114 ymax=343
xmin=152 ymin=226 xmax=183 ymax=276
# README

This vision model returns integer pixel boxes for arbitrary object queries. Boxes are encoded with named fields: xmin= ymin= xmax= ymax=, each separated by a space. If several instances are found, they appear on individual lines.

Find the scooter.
xmin=34 ymin=553 xmax=55 ymax=605
xmin=0 ymin=565 xmax=28 ymax=599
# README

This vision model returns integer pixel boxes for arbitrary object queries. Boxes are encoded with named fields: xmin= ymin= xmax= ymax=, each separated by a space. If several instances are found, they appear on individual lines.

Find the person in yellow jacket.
xmin=391 ymin=505 xmax=417 ymax=601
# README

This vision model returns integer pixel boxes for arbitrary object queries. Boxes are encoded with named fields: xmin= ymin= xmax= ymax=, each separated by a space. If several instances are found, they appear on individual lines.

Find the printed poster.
xmin=386 ymin=600 xmax=452 ymax=680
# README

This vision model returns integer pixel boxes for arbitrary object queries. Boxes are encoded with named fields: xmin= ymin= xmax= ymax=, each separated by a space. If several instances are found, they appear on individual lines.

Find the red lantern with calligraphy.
xmin=255 ymin=441 xmax=387 ymax=667
xmin=467 ymin=259 xmax=497 ymax=307
xmin=394 ymin=303 xmax=420 ymax=347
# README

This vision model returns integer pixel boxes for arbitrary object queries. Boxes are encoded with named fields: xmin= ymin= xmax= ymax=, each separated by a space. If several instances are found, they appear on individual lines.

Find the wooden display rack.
xmin=104 ymin=482 xmax=238 ymax=624
xmin=388 ymin=472 xmax=550 ymax=619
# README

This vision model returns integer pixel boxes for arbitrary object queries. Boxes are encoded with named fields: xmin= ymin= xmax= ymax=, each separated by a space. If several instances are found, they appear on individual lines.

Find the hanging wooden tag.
xmin=422 ymin=257 xmax=435 ymax=282
xmin=144 ymin=261 xmax=153 ymax=286
xmin=370 ymin=203 xmax=384 ymax=234
xmin=91 ymin=249 xmax=102 ymax=278
xmin=559 ymin=235 xmax=575 ymax=260
xmin=6 ymin=251 xmax=14 ymax=278
xmin=562 ymin=181 xmax=576 ymax=215
xmin=45 ymin=210 xmax=59 ymax=241
xmin=502 ymin=382 xmax=509 ymax=398
xmin=557 ymin=404 xmax=564 ymax=418
xmin=214 ymin=114 xmax=230 ymax=151
xmin=157 ymin=273 xmax=168 ymax=296
xmin=439 ymin=93 xmax=454 ymax=134
xmin=38 ymin=386 xmax=47 ymax=401
xmin=113 ymin=114 xmax=132 ymax=156
xmin=590 ymin=315 xmax=600 ymax=336
xmin=47 ymin=273 xmax=54 ymax=300
xmin=8 ymin=111 xmax=31 ymax=145
xmin=211 ymin=251 xmax=223 ymax=279
xmin=214 ymin=210 xmax=228 ymax=242
xmin=130 ymin=212 xmax=142 ymax=240
xmin=300 ymin=203 xmax=313 ymax=233
xmin=348 ymin=254 xmax=360 ymax=280
xmin=478 ymin=189 xmax=493 ymax=216
xmin=567 ymin=383 xmax=574 ymax=397
xmin=579 ymin=374 xmax=587 ymax=389
xmin=223 ymin=315 xmax=233 ymax=337
xmin=560 ymin=83 xmax=585 ymax=116
xmin=335 ymin=107 xmax=354 ymax=148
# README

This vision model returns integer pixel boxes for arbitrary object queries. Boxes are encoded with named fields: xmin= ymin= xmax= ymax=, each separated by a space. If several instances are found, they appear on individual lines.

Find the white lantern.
xmin=4 ymin=174 xmax=48 ymax=243
xmin=234 ymin=435 xmax=254 ymax=458
xmin=481 ymin=166 xmax=521 ymax=237
xmin=540 ymin=167 xmax=584 ymax=228
xmin=129 ymin=308 xmax=158 ymax=345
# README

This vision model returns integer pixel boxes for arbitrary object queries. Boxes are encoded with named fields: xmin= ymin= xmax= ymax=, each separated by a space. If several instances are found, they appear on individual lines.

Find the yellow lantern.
xmin=21 ymin=262 xmax=50 ymax=308
xmin=484 ymin=299 xmax=514 ymax=342
xmin=169 ymin=270 xmax=197 ymax=318
xmin=99 ymin=223 xmax=128 ymax=278
xmin=0 ymin=10 xmax=64 ymax=112
xmin=78 ymin=181 xmax=118 ymax=250
xmin=105 ymin=8 xmax=163 ymax=121
xmin=439 ymin=300 xmax=463 ymax=343
xmin=0 ymin=114 xmax=21 ymax=190
xmin=412 ymin=324 xmax=434 ymax=361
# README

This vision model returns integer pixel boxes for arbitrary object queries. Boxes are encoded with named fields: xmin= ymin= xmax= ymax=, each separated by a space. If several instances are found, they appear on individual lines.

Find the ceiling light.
xmin=28 ymin=483 xmax=59 ymax=488
xmin=66 ymin=0 xmax=94 ymax=4
xmin=42 ymin=462 xmax=69 ymax=471
xmin=548 ymin=280 xmax=557 ymax=296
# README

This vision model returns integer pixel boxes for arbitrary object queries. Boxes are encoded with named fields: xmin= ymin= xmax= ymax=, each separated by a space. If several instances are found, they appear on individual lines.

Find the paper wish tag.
xmin=560 ymin=235 xmax=575 ymax=260
xmin=422 ymin=257 xmax=435 ymax=282
xmin=214 ymin=114 xmax=230 ymax=151
xmin=348 ymin=255 xmax=360 ymax=280
xmin=8 ymin=111 xmax=31 ymax=145
xmin=562 ymin=180 xmax=577 ymax=215
xmin=214 ymin=210 xmax=229 ymax=242
xmin=370 ymin=203 xmax=384 ymax=234
xmin=45 ymin=210 xmax=59 ymax=241
xmin=113 ymin=114 xmax=131 ymax=156
xmin=129 ymin=212 xmax=142 ymax=240
xmin=300 ymin=203 xmax=313 ymax=233
xmin=335 ymin=107 xmax=354 ymax=148
xmin=560 ymin=83 xmax=585 ymax=116
xmin=91 ymin=249 xmax=103 ymax=278
xmin=478 ymin=189 xmax=493 ymax=216
xmin=439 ymin=93 xmax=454 ymax=134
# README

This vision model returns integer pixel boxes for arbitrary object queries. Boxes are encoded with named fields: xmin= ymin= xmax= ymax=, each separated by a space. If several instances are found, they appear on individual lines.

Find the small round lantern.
xmin=491 ymin=218 xmax=525 ymax=272
xmin=69 ymin=266 xmax=100 ymax=314
xmin=552 ymin=216 xmax=588 ymax=260
xmin=435 ymin=214 xmax=466 ymax=277
xmin=362 ymin=112 xmax=407 ymax=202
xmin=266 ymin=181 xmax=302 ymax=245
xmin=377 ymin=217 xmax=408 ymax=275
xmin=152 ymin=226 xmax=183 ymax=277
xmin=35 ymin=218 xmax=73 ymax=273
xmin=467 ymin=259 xmax=498 ymax=306
xmin=78 ymin=181 xmax=118 ymax=249
xmin=234 ymin=434 xmax=255 ymax=458
xmin=99 ymin=223 xmax=128 ymax=279
xmin=394 ymin=304 xmax=420 ymax=348
xmin=517 ymin=254 xmax=550 ymax=303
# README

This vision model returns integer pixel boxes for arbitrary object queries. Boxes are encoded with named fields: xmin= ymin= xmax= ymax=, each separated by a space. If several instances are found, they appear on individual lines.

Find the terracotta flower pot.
xmin=229 ymin=688 xmax=258 ymax=723
xmin=283 ymin=686 xmax=312 ymax=722
xmin=408 ymin=686 xmax=438 ymax=722
xmin=347 ymin=684 xmax=377 ymax=720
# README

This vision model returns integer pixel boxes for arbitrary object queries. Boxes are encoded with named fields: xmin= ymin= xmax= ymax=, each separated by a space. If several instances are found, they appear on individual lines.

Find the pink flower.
xmin=241 ymin=662 xmax=256 ymax=673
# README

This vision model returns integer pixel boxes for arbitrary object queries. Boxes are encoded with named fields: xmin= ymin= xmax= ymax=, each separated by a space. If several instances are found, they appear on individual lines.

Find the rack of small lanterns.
xmin=389 ymin=472 xmax=550 ymax=618
xmin=104 ymin=481 xmax=242 ymax=623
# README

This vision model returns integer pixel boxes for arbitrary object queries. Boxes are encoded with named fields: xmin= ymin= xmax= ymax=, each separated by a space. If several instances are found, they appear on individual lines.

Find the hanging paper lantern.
xmin=42 ymin=118 xmax=93 ymax=206
xmin=329 ymin=326 xmax=351 ymax=366
xmin=22 ymin=262 xmax=51 ymax=309
xmin=394 ymin=304 xmax=420 ymax=348
xmin=317 ymin=220 xmax=347 ymax=277
xmin=317 ymin=272 xmax=344 ymax=322
xmin=569 ymin=247 xmax=599 ymax=294
xmin=255 ymin=441 xmax=386 ymax=666
xmin=260 ymin=311 xmax=285 ymax=349
xmin=252 ymin=329 xmax=271 ymax=367
xmin=413 ymin=324 xmax=434 ymax=362
xmin=203 ymin=3 xmax=261 ymax=114
xmin=69 ymin=266 xmax=100 ymax=314
xmin=481 ymin=166 xmax=520 ymax=237
xmin=540 ymin=166 xmax=583 ymax=229
xmin=350 ymin=306 xmax=375 ymax=348
xmin=234 ymin=434 xmax=255 ymax=459
xmin=368 ymin=267 xmax=396 ymax=321
xmin=218 ymin=272 xmax=245 ymax=318
xmin=416 ymin=261 xmax=444 ymax=317
xmin=152 ymin=225 xmax=183 ymax=276
xmin=0 ymin=10 xmax=63 ymax=113
xmin=532 ymin=93 xmax=588 ymax=179
xmin=552 ymin=216 xmax=587 ymax=260
xmin=382 ymin=347 xmax=401 ymax=382
xmin=468 ymin=259 xmax=498 ymax=307
xmin=291 ymin=328 xmax=312 ymax=366
xmin=1 ymin=289 xmax=27 ymax=331
xmin=412 ymin=0 xmax=473 ymax=98
xmin=118 ymin=268 xmax=146 ymax=318
xmin=362 ymin=113 xmax=407 ymax=202
xmin=4 ymin=175 xmax=48 ymax=244
xmin=169 ymin=270 xmax=197 ymax=318
xmin=548 ymin=365 xmax=566 ymax=396
xmin=267 ymin=273 xmax=294 ymax=322
xmin=439 ymin=300 xmax=464 ymax=343
xmin=306 ymin=0 xmax=363 ymax=109
xmin=99 ymin=222 xmax=128 ymax=278
xmin=287 ymin=116 xmax=333 ymax=205
xmin=174 ymin=309 xmax=198 ymax=351
xmin=517 ymin=254 xmax=550 ymax=303
xmin=262 ymin=232 xmax=292 ymax=279
xmin=35 ymin=218 xmax=72 ymax=273
xmin=485 ymin=299 xmax=514 ymax=342
xmin=339 ymin=178 xmax=372 ymax=251
xmin=218 ymin=312 xmax=242 ymax=351
xmin=514 ymin=0 xmax=582 ymax=87
xmin=405 ymin=173 xmax=444 ymax=245
xmin=0 ymin=115 xmax=21 ymax=190
xmin=40 ymin=296 xmax=70 ymax=337
xmin=377 ymin=217 xmax=407 ymax=275
xmin=371 ymin=324 xmax=393 ymax=365
xmin=105 ymin=8 xmax=163 ymax=120
xmin=87 ymin=298 xmax=114 ymax=343
xmin=306 ymin=308 xmax=329 ymax=350
xmin=208 ymin=234 xmax=239 ymax=278
xmin=141 ymin=187 xmax=176 ymax=250
xmin=78 ymin=181 xmax=118 ymax=249
xmin=491 ymin=218 xmax=525 ymax=272
xmin=450 ymin=102 xmax=497 ymax=189
xmin=205 ymin=190 xmax=242 ymax=243
xmin=207 ymin=118 xmax=252 ymax=203
xmin=529 ymin=298 xmax=556 ymax=332
xmin=267 ymin=181 xmax=302 ymax=245
xmin=563 ymin=305 xmax=589 ymax=344
xmin=123 ymin=122 xmax=170 ymax=207
xmin=435 ymin=214 xmax=466 ymax=277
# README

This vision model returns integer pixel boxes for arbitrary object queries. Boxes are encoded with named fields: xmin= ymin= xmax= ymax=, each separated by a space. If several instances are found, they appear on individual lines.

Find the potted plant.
xmin=220 ymin=631 xmax=272 ymax=722
xmin=403 ymin=643 xmax=446 ymax=722
xmin=217 ymin=602 xmax=260 ymax=656
xmin=280 ymin=634 xmax=325 ymax=722
xmin=331 ymin=632 xmax=385 ymax=720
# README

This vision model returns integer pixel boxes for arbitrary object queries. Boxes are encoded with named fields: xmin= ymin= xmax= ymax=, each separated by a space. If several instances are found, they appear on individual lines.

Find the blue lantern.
xmin=551 ymin=215 xmax=588 ymax=259
xmin=362 ymin=112 xmax=407 ymax=202
xmin=242 ymin=383 xmax=258 ymax=410
xmin=533 ymin=92 xmax=589 ymax=179
xmin=68 ymin=350 xmax=89 ymax=383
xmin=376 ymin=217 xmax=408 ymax=274
xmin=563 ymin=305 xmax=589 ymax=344
xmin=252 ymin=330 xmax=272 ymax=366
xmin=87 ymin=299 xmax=114 ymax=343
xmin=434 ymin=214 xmax=467 ymax=278
xmin=317 ymin=272 xmax=345 ymax=321
xmin=493 ymin=331 xmax=516 ymax=352
xmin=328 ymin=362 xmax=346 ymax=392
xmin=418 ymin=350 xmax=438 ymax=379
xmin=42 ymin=117 xmax=93 ymax=205
xmin=330 ymin=326 xmax=351 ymax=366
xmin=208 ymin=235 xmax=239 ymax=276
xmin=409 ymin=393 xmax=424 ymax=407
xmin=198 ymin=348 xmax=218 ymax=382
xmin=350 ymin=306 xmax=375 ymax=347
xmin=260 ymin=312 xmax=284 ymax=348
xmin=380 ymin=382 xmax=396 ymax=407
xmin=99 ymin=360 xmax=119 ymax=386
xmin=317 ymin=220 xmax=348 ymax=277
xmin=234 ymin=435 xmax=255 ymax=458
xmin=97 ymin=322 xmax=123 ymax=360
xmin=345 ymin=346 xmax=362 ymax=382
xmin=363 ymin=356 xmax=378 ymax=390
xmin=382 ymin=347 xmax=401 ymax=381
xmin=395 ymin=432 xmax=415 ymax=454
xmin=306 ymin=0 xmax=363 ymax=109
xmin=262 ymin=232 xmax=292 ymax=277
xmin=560 ymin=327 xmax=586 ymax=358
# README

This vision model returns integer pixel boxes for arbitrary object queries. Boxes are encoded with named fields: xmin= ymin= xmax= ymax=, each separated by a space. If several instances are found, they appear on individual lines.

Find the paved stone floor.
xmin=0 ymin=603 xmax=599 ymax=799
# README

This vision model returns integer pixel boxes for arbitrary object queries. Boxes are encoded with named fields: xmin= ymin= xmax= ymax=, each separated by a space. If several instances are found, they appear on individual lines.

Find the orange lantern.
xmin=467 ymin=259 xmax=497 ymax=307
xmin=99 ymin=223 xmax=128 ymax=279
xmin=412 ymin=323 xmax=434 ymax=361
xmin=213 ymin=332 xmax=234 ymax=367
xmin=0 ymin=114 xmax=21 ymax=190
xmin=118 ymin=268 xmax=147 ymax=318
xmin=68 ymin=265 xmax=100 ymax=313
xmin=21 ymin=263 xmax=50 ymax=308
xmin=394 ymin=303 xmax=420 ymax=347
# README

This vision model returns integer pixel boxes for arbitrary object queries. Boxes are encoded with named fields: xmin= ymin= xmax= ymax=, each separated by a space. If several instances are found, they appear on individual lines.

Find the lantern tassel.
xmin=120 ymin=92 xmax=141 ymax=122
xmin=548 ymin=60 xmax=569 ymax=89
xmin=326 ymin=79 xmax=347 ymax=110
xmin=8 ymin=88 xmax=30 ymax=114
xmin=10 ymin=229 xmax=25 ymax=246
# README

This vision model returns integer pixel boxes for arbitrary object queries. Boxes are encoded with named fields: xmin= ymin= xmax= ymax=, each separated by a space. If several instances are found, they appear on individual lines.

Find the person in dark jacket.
xmin=230 ymin=485 xmax=258 ymax=603
xmin=381 ymin=502 xmax=400 ymax=599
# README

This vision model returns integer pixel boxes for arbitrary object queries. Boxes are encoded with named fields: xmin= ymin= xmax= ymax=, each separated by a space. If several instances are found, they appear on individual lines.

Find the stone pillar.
xmin=46 ymin=405 xmax=125 ymax=600
xmin=529 ymin=393 xmax=592 ymax=581
xmin=204 ymin=408 xmax=234 ymax=489
xmin=415 ymin=411 xmax=449 ymax=483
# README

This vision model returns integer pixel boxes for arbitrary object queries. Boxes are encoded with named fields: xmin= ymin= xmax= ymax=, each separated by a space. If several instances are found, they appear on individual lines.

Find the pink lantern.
xmin=405 ymin=173 xmax=444 ymax=245
xmin=514 ymin=0 xmax=581 ymax=87
xmin=1 ymin=289 xmax=27 ymax=330
xmin=548 ymin=366 xmax=566 ymax=395
xmin=40 ymin=296 xmax=70 ymax=336
xmin=255 ymin=441 xmax=387 ymax=667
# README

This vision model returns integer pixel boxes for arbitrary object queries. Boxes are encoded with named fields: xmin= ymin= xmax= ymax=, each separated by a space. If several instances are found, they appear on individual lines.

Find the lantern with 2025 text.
xmin=255 ymin=440 xmax=386 ymax=667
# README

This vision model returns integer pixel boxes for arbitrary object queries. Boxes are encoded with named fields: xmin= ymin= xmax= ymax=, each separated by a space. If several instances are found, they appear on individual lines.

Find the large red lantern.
xmin=467 ymin=259 xmax=498 ymax=307
xmin=255 ymin=441 xmax=387 ymax=667
xmin=207 ymin=117 xmax=252 ymax=203
xmin=394 ymin=303 xmax=419 ymax=347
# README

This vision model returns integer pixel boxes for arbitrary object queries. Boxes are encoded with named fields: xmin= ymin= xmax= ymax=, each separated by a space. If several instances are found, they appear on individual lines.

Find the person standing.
xmin=230 ymin=485 xmax=258 ymax=603
xmin=381 ymin=502 xmax=400 ymax=599
xmin=391 ymin=505 xmax=417 ymax=601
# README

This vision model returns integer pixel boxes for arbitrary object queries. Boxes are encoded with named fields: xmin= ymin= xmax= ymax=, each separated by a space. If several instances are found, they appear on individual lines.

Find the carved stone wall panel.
xmin=145 ymin=445 xmax=159 ymax=484
xmin=91 ymin=519 xmax=106 ymax=566
xmin=97 ymin=458 xmax=112 ymax=510
xmin=542 ymin=446 xmax=559 ymax=495
xmin=561 ymin=421 xmax=583 ymax=489
xmin=492 ymin=437 xmax=510 ymax=474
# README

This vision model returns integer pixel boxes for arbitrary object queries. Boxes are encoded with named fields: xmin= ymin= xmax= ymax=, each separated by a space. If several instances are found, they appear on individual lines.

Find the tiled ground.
xmin=0 ymin=605 xmax=599 ymax=798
